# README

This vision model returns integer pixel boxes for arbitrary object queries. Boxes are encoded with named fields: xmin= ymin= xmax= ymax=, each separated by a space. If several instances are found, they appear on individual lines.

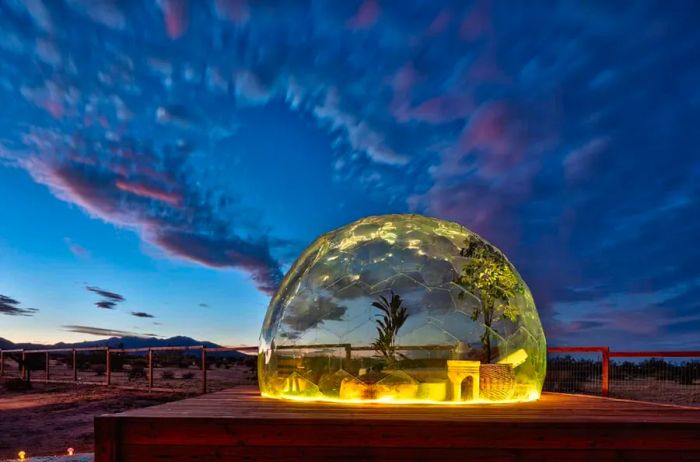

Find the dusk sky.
xmin=0 ymin=0 xmax=698 ymax=349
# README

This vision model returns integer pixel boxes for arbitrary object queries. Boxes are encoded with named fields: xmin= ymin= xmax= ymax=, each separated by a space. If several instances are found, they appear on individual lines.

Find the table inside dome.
xmin=95 ymin=385 xmax=700 ymax=462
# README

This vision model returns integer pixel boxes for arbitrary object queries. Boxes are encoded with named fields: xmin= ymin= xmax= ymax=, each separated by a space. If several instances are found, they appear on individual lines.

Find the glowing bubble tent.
xmin=259 ymin=214 xmax=546 ymax=404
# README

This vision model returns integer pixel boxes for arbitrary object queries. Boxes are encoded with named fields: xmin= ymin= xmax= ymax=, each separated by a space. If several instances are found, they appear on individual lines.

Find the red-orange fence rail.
xmin=0 ymin=345 xmax=258 ymax=393
xmin=546 ymin=347 xmax=700 ymax=399
xmin=1 ymin=345 xmax=698 ymax=399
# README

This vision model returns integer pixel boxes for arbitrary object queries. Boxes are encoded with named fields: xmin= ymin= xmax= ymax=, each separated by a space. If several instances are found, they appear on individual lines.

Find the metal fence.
xmin=544 ymin=347 xmax=700 ymax=406
xmin=2 ymin=345 xmax=698 ymax=405
xmin=0 ymin=345 xmax=258 ymax=393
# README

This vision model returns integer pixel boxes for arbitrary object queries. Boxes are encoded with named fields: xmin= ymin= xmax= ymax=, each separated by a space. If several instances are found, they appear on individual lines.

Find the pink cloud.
xmin=426 ymin=10 xmax=452 ymax=36
xmin=64 ymin=238 xmax=89 ymax=258
xmin=214 ymin=0 xmax=249 ymax=25
xmin=407 ymin=94 xmax=474 ymax=124
xmin=115 ymin=179 xmax=183 ymax=206
xmin=153 ymin=230 xmax=281 ymax=295
xmin=19 ymin=155 xmax=282 ymax=295
xmin=456 ymin=102 xmax=528 ymax=176
xmin=564 ymin=137 xmax=608 ymax=183
xmin=468 ymin=47 xmax=511 ymax=84
xmin=347 ymin=0 xmax=380 ymax=30
xmin=459 ymin=0 xmax=492 ymax=41
xmin=160 ymin=0 xmax=188 ymax=39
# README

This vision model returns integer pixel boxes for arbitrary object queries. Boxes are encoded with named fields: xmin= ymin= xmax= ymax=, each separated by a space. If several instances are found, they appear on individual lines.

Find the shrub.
xmin=128 ymin=362 xmax=147 ymax=382
xmin=4 ymin=378 xmax=31 ymax=391
xmin=92 ymin=364 xmax=106 ymax=376
xmin=161 ymin=370 xmax=175 ymax=380
xmin=181 ymin=372 xmax=195 ymax=380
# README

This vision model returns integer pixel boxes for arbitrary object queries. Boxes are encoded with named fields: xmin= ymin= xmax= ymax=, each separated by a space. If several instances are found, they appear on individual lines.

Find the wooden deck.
xmin=95 ymin=386 xmax=700 ymax=461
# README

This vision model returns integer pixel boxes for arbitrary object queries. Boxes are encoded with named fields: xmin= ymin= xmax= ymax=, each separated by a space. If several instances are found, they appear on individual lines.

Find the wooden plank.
xmin=95 ymin=386 xmax=700 ymax=462
xmin=94 ymin=417 xmax=119 ymax=462
xmin=117 ymin=419 xmax=700 ymax=450
xmin=117 ymin=445 xmax=700 ymax=462
xmin=115 ymin=387 xmax=700 ymax=422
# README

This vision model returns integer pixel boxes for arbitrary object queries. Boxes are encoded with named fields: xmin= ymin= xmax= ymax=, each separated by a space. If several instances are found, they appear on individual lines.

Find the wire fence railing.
xmin=0 ymin=345 xmax=258 ymax=394
xmin=543 ymin=347 xmax=700 ymax=406
xmin=2 ymin=345 xmax=698 ymax=405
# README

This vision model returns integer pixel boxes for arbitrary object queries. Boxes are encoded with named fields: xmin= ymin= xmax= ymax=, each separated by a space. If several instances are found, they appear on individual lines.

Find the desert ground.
xmin=0 ymin=360 xmax=256 ymax=460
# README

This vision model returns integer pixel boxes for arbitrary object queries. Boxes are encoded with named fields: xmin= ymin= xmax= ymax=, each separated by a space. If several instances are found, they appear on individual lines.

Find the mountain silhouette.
xmin=0 ymin=336 xmax=247 ymax=358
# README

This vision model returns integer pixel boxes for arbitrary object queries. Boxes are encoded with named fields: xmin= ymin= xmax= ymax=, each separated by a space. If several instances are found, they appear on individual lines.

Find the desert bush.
xmin=161 ymin=370 xmax=175 ymax=380
xmin=128 ymin=361 xmax=147 ymax=381
xmin=76 ymin=351 xmax=108 ymax=371
xmin=4 ymin=378 xmax=31 ymax=391
xmin=181 ymin=372 xmax=195 ymax=380
xmin=92 ymin=364 xmax=106 ymax=376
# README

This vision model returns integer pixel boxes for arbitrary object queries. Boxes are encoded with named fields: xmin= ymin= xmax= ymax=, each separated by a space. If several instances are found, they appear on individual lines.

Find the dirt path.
xmin=0 ymin=383 xmax=187 ymax=459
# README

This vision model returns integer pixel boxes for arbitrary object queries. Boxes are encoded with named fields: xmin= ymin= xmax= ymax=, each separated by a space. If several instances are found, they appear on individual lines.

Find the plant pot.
xmin=479 ymin=363 xmax=516 ymax=401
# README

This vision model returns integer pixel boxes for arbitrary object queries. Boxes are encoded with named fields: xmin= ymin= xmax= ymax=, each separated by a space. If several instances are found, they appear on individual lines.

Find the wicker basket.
xmin=479 ymin=364 xmax=516 ymax=401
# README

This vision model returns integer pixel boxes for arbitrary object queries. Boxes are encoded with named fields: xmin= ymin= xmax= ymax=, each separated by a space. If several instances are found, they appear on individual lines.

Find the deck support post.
xmin=201 ymin=348 xmax=207 ymax=394
xmin=148 ymin=348 xmax=154 ymax=390
xmin=45 ymin=351 xmax=50 ymax=381
xmin=21 ymin=350 xmax=26 ymax=381
xmin=0 ymin=350 xmax=4 ymax=377
xmin=72 ymin=349 xmax=77 ymax=382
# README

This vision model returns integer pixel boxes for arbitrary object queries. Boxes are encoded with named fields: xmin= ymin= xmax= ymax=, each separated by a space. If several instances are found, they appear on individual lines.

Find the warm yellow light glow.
xmin=67 ymin=447 xmax=75 ymax=456
xmin=259 ymin=215 xmax=547 ymax=406
xmin=262 ymin=390 xmax=541 ymax=406
xmin=17 ymin=451 xmax=26 ymax=461
xmin=497 ymin=349 xmax=529 ymax=367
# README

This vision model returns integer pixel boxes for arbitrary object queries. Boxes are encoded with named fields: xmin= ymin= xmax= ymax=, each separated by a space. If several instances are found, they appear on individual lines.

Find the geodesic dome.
xmin=259 ymin=214 xmax=546 ymax=404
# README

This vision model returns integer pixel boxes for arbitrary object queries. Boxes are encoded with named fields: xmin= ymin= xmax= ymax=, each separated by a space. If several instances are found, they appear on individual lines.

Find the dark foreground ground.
xmin=0 ymin=383 xmax=186 ymax=460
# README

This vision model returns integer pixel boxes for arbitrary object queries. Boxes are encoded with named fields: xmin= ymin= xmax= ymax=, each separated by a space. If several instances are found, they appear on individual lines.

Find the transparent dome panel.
xmin=259 ymin=214 xmax=546 ymax=404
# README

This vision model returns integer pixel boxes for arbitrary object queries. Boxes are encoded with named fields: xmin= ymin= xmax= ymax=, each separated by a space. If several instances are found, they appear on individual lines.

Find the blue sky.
xmin=0 ymin=0 xmax=699 ymax=349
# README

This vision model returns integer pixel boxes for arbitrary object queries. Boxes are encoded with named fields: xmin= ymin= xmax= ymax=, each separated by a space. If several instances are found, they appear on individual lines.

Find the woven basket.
xmin=479 ymin=364 xmax=516 ymax=401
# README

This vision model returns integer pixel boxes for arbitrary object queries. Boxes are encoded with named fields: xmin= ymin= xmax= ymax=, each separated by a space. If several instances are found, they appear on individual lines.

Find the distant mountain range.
xmin=0 ymin=335 xmax=226 ymax=351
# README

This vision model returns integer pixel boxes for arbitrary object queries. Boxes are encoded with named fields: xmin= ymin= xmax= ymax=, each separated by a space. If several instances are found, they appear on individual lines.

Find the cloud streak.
xmin=131 ymin=311 xmax=155 ymax=318
xmin=62 ymin=325 xmax=158 ymax=338
xmin=86 ymin=286 xmax=125 ymax=302
xmin=0 ymin=295 xmax=39 ymax=317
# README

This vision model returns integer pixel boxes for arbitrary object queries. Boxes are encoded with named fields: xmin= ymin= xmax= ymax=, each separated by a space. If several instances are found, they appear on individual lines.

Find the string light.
xmin=17 ymin=451 xmax=26 ymax=461
xmin=67 ymin=447 xmax=75 ymax=456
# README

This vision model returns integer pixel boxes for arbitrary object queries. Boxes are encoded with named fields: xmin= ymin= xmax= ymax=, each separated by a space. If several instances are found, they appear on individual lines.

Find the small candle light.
xmin=17 ymin=450 xmax=26 ymax=461
xmin=67 ymin=447 xmax=75 ymax=456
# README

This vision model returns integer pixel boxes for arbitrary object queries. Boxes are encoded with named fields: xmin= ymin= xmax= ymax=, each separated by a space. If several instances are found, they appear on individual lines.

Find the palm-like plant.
xmin=371 ymin=291 xmax=409 ymax=366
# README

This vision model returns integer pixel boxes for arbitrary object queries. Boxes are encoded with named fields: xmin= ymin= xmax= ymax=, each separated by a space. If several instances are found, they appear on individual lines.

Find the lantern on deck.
xmin=259 ymin=214 xmax=546 ymax=404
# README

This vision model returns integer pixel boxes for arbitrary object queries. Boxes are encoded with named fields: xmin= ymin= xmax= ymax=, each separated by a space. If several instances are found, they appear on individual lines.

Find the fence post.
xmin=602 ymin=347 xmax=609 ymax=397
xmin=148 ymin=348 xmax=153 ymax=390
xmin=0 ymin=350 xmax=4 ymax=377
xmin=106 ymin=348 xmax=111 ymax=386
xmin=45 ymin=351 xmax=50 ymax=381
xmin=72 ymin=349 xmax=77 ymax=382
xmin=201 ymin=348 xmax=207 ymax=394
xmin=21 ymin=350 xmax=26 ymax=381
xmin=344 ymin=344 xmax=352 ymax=369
